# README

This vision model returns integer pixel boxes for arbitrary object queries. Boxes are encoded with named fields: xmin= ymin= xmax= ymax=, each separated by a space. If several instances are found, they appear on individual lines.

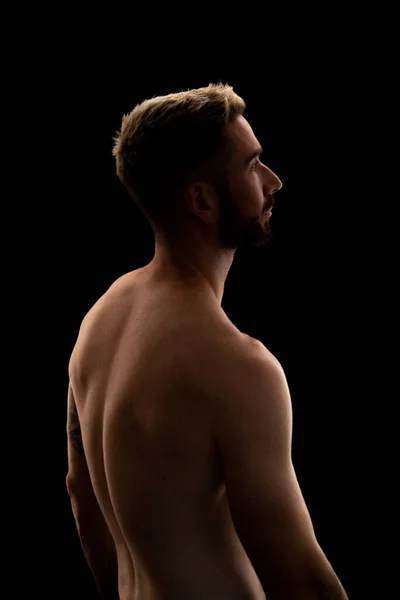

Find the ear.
xmin=184 ymin=180 xmax=219 ymax=224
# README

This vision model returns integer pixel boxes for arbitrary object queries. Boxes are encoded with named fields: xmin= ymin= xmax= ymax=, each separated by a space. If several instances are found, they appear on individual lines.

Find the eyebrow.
xmin=244 ymin=145 xmax=263 ymax=165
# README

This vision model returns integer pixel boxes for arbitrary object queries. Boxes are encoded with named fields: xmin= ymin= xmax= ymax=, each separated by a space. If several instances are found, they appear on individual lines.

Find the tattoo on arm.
xmin=67 ymin=387 xmax=84 ymax=454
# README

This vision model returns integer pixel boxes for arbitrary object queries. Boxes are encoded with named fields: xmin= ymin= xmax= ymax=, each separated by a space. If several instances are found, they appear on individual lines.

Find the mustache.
xmin=265 ymin=195 xmax=274 ymax=211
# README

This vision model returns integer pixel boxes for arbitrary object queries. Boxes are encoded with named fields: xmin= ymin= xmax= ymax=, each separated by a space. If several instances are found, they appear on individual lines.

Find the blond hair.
xmin=112 ymin=82 xmax=246 ymax=232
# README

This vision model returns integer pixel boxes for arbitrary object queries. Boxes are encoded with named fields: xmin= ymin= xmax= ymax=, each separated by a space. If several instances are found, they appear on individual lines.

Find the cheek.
xmin=232 ymin=174 xmax=264 ymax=215
xmin=248 ymin=179 xmax=265 ymax=212
xmin=253 ymin=175 xmax=267 ymax=209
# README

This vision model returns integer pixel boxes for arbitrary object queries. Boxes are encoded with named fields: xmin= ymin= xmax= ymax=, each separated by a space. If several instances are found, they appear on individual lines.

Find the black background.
xmin=19 ymin=13 xmax=394 ymax=599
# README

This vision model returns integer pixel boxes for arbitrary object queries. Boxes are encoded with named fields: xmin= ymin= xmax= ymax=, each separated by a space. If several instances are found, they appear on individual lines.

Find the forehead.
xmin=224 ymin=115 xmax=260 ymax=159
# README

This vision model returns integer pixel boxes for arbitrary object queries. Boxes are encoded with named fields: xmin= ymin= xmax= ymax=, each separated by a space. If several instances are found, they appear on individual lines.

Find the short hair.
xmin=112 ymin=82 xmax=246 ymax=233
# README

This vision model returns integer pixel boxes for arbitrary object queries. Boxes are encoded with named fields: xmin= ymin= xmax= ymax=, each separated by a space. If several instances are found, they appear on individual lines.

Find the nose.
xmin=272 ymin=175 xmax=283 ymax=193
xmin=263 ymin=164 xmax=283 ymax=194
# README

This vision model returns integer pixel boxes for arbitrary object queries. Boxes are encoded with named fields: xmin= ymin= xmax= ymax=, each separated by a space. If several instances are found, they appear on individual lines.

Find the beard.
xmin=214 ymin=177 xmax=274 ymax=250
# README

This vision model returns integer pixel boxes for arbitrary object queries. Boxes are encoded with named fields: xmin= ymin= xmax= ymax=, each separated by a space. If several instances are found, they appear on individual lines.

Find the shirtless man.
xmin=66 ymin=83 xmax=349 ymax=599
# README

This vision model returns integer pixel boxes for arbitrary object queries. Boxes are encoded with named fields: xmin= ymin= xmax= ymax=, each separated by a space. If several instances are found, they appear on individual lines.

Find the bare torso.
xmin=69 ymin=267 xmax=266 ymax=600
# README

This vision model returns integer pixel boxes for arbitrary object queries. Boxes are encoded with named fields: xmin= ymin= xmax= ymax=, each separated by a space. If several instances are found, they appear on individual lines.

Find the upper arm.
xmin=66 ymin=381 xmax=106 ymax=509
xmin=210 ymin=342 xmax=328 ymax=593
xmin=66 ymin=382 xmax=118 ymax=595
xmin=66 ymin=382 xmax=89 ymax=493
xmin=66 ymin=381 xmax=107 ymax=528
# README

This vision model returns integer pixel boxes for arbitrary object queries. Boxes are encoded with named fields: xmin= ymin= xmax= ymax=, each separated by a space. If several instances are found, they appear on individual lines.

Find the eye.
xmin=250 ymin=159 xmax=260 ymax=171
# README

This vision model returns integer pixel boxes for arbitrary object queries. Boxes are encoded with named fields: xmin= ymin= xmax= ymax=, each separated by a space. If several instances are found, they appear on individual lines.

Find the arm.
xmin=66 ymin=383 xmax=119 ymax=600
xmin=210 ymin=342 xmax=349 ymax=600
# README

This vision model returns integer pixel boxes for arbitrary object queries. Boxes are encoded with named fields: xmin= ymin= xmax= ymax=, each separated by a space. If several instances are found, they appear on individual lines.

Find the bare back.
xmin=69 ymin=268 xmax=266 ymax=600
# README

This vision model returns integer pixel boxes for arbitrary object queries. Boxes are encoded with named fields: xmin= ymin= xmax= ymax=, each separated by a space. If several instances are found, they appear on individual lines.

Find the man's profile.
xmin=66 ymin=82 xmax=349 ymax=599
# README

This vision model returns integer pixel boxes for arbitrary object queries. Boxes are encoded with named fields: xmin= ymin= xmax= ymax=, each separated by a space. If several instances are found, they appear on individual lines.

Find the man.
xmin=66 ymin=82 xmax=349 ymax=599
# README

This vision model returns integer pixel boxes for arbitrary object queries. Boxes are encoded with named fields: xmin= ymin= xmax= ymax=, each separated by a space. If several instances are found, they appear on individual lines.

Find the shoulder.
xmin=200 ymin=334 xmax=292 ymax=450
xmin=219 ymin=332 xmax=281 ymax=371
xmin=189 ymin=328 xmax=282 ymax=401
